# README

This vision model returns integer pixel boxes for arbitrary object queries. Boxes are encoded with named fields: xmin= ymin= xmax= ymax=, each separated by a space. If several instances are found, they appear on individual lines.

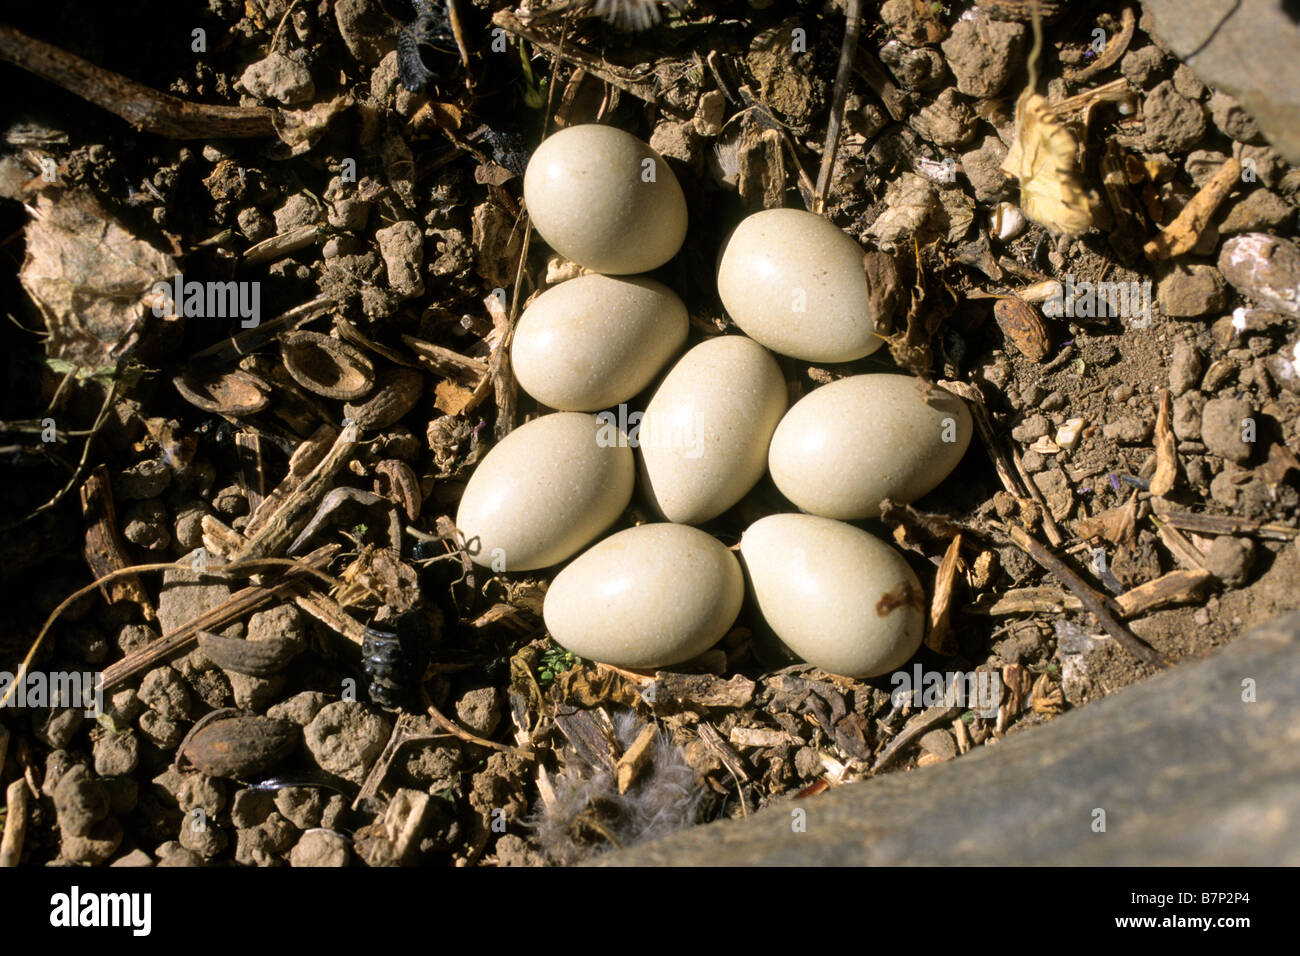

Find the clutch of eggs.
xmin=459 ymin=126 xmax=985 ymax=679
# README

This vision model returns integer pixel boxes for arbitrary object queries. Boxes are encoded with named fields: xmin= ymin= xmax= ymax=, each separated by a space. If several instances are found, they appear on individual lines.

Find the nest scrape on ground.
xmin=0 ymin=0 xmax=1298 ymax=867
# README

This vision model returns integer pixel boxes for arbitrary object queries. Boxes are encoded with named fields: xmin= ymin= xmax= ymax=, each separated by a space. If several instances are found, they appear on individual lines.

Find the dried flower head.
xmin=1000 ymin=90 xmax=1101 ymax=237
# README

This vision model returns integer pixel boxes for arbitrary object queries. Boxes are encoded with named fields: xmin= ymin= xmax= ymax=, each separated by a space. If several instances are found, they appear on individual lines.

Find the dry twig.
xmin=813 ymin=0 xmax=861 ymax=213
xmin=1002 ymin=523 xmax=1167 ymax=667
xmin=0 ymin=779 xmax=29 ymax=868
xmin=1144 ymin=157 xmax=1242 ymax=260
xmin=0 ymin=25 xmax=276 ymax=139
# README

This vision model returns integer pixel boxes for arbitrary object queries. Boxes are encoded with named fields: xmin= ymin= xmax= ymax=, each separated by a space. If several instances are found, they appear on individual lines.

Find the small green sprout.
xmin=518 ymin=39 xmax=548 ymax=110
xmin=537 ymin=645 xmax=581 ymax=686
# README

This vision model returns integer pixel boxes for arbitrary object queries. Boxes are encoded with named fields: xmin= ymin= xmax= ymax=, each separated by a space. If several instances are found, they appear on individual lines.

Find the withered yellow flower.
xmin=1001 ymin=89 xmax=1102 ymax=238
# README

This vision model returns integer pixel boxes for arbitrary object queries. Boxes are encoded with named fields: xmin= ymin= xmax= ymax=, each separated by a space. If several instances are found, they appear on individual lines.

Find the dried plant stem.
xmin=1143 ymin=157 xmax=1241 ymax=260
xmin=420 ymin=682 xmax=534 ymax=758
xmin=1 ymin=551 xmax=340 ymax=705
xmin=1002 ymin=523 xmax=1167 ymax=668
xmin=813 ymin=0 xmax=861 ymax=214
xmin=1 ymin=378 xmax=117 ymax=533
xmin=233 ymin=422 xmax=361 ymax=561
xmin=873 ymin=706 xmax=963 ymax=772
xmin=446 ymin=0 xmax=473 ymax=82
xmin=0 ymin=779 xmax=29 ymax=867
xmin=0 ymin=25 xmax=276 ymax=139
xmin=81 ymin=464 xmax=155 ymax=621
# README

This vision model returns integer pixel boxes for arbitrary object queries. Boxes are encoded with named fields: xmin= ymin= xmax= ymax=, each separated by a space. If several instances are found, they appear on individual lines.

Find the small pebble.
xmin=1201 ymin=396 xmax=1256 ymax=464
xmin=1169 ymin=341 xmax=1203 ymax=396
xmin=1205 ymin=536 xmax=1254 ymax=587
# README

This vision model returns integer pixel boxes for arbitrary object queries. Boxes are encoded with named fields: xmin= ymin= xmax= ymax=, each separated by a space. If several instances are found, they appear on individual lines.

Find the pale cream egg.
xmin=739 ymin=513 xmax=925 ymax=678
xmin=638 ymin=335 xmax=787 ymax=525
xmin=523 ymin=124 xmax=688 ymax=274
xmin=768 ymin=374 xmax=972 ymax=519
xmin=455 ymin=412 xmax=634 ymax=571
xmin=543 ymin=523 xmax=743 ymax=668
xmin=716 ymin=208 xmax=884 ymax=362
xmin=511 ymin=274 xmax=688 ymax=411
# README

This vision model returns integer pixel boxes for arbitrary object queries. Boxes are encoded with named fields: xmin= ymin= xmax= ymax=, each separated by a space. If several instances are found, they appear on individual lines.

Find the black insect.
xmin=482 ymin=126 xmax=529 ymax=179
xmin=362 ymin=608 xmax=434 ymax=709
xmin=194 ymin=417 xmax=235 ymax=447
xmin=392 ymin=0 xmax=457 ymax=93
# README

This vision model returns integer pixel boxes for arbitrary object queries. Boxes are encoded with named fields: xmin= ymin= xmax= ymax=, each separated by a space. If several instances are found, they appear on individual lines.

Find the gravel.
xmin=1201 ymin=395 xmax=1256 ymax=463
xmin=304 ymin=701 xmax=392 ymax=783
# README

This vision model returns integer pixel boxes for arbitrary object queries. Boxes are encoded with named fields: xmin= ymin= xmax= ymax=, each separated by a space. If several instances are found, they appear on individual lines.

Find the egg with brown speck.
xmin=739 ymin=513 xmax=925 ymax=678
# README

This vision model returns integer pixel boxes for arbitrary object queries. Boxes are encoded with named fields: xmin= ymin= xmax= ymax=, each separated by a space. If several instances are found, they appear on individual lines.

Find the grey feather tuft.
xmin=529 ymin=710 xmax=706 ymax=865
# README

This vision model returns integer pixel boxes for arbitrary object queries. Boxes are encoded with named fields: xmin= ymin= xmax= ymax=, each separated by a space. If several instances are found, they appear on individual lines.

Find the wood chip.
xmin=1152 ymin=517 xmax=1209 ymax=572
xmin=243 ymin=224 xmax=320 ymax=265
xmin=967 ymin=587 xmax=1084 ymax=615
xmin=1149 ymin=388 xmax=1179 ymax=497
xmin=1114 ymin=569 xmax=1214 ymax=617
xmin=80 ymin=466 xmax=155 ymax=621
xmin=1144 ymin=157 xmax=1242 ymax=260
xmin=729 ymin=726 xmax=797 ymax=750
xmin=615 ymin=724 xmax=658 ymax=794
xmin=653 ymin=672 xmax=756 ymax=709
xmin=0 ymin=778 xmax=30 ymax=868
xmin=245 ymin=424 xmax=336 ymax=538
xmin=1072 ymin=495 xmax=1138 ymax=546
xmin=925 ymin=533 xmax=963 ymax=653
xmin=400 ymin=335 xmax=488 ymax=383
xmin=696 ymin=722 xmax=750 ymax=783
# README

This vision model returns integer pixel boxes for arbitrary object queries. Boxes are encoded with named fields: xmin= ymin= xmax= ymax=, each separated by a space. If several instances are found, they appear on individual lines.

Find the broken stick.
xmin=1004 ymin=524 xmax=1167 ymax=667
xmin=1144 ymin=157 xmax=1242 ymax=260
xmin=0 ymin=25 xmax=276 ymax=139
xmin=81 ymin=465 xmax=155 ymax=621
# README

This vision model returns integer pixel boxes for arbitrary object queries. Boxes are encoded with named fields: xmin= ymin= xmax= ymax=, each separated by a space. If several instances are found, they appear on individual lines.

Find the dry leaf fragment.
xmin=433 ymin=379 xmax=476 ymax=416
xmin=272 ymin=94 xmax=350 ymax=156
xmin=1000 ymin=91 xmax=1101 ymax=237
xmin=1073 ymin=496 xmax=1137 ymax=546
xmin=1029 ymin=672 xmax=1064 ymax=715
xmin=925 ymin=533 xmax=963 ymax=654
xmin=20 ymin=192 xmax=176 ymax=369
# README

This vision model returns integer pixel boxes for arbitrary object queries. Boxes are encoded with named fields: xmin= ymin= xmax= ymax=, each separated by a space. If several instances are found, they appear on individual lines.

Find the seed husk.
xmin=281 ymin=330 xmax=375 ymax=400
xmin=994 ymin=297 xmax=1050 ymax=362
xmin=195 ymin=630 xmax=302 ymax=677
